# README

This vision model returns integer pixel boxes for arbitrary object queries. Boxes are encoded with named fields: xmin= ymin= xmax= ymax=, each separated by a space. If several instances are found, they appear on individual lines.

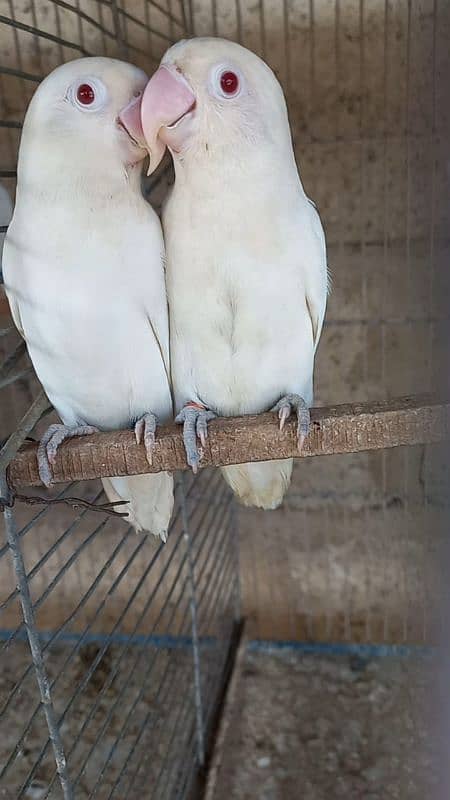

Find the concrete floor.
xmin=208 ymin=646 xmax=438 ymax=800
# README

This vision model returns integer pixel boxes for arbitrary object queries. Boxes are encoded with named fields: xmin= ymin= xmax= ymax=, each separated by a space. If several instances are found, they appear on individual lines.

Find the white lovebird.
xmin=140 ymin=37 xmax=328 ymax=510
xmin=3 ymin=57 xmax=174 ymax=539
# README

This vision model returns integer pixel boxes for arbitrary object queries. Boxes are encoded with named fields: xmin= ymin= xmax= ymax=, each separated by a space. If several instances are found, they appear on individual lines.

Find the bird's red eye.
xmin=220 ymin=71 xmax=239 ymax=96
xmin=76 ymin=83 xmax=95 ymax=105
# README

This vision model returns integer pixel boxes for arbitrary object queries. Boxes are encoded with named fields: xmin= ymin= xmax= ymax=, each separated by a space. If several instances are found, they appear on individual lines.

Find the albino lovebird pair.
xmin=3 ymin=37 xmax=329 ymax=541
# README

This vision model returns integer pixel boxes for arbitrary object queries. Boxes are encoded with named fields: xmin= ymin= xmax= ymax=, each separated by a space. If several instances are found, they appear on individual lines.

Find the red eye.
xmin=76 ymin=83 xmax=95 ymax=105
xmin=220 ymin=71 xmax=239 ymax=96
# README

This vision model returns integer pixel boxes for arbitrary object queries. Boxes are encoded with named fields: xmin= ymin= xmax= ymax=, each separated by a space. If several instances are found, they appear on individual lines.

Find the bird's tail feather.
xmin=102 ymin=472 xmax=174 ymax=541
xmin=220 ymin=459 xmax=293 ymax=510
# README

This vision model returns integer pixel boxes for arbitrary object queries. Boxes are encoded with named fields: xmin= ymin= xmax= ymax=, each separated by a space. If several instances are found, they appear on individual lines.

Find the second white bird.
xmin=141 ymin=37 xmax=329 ymax=509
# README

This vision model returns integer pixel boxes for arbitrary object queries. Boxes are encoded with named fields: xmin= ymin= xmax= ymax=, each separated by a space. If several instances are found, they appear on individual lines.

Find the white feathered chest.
xmin=164 ymin=174 xmax=326 ymax=416
xmin=4 ymin=195 xmax=171 ymax=430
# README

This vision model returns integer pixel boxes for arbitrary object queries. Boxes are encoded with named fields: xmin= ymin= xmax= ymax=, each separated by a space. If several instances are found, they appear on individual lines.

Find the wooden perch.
xmin=7 ymin=395 xmax=450 ymax=490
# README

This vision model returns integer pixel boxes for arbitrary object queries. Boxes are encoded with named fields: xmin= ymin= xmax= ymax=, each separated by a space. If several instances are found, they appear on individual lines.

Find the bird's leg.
xmin=134 ymin=411 xmax=157 ymax=467
xmin=37 ymin=423 xmax=99 ymax=487
xmin=175 ymin=401 xmax=216 ymax=473
xmin=271 ymin=394 xmax=310 ymax=451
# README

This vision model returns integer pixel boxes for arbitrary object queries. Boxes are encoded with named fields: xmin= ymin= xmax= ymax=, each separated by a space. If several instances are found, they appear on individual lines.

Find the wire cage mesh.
xmin=1 ymin=465 xmax=239 ymax=798
xmin=0 ymin=0 xmax=449 ymax=798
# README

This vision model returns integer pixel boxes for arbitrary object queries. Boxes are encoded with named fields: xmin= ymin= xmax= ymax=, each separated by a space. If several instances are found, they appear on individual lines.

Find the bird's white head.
xmin=140 ymin=37 xmax=292 ymax=173
xmin=19 ymin=57 xmax=149 ymax=187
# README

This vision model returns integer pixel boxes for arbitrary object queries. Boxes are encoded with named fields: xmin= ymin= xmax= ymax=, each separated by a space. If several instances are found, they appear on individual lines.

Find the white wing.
xmin=2 ymin=226 xmax=25 ymax=339
xmin=303 ymin=198 xmax=329 ymax=352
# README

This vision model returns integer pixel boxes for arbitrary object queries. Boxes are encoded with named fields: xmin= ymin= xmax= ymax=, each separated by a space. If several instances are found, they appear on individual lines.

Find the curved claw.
xmin=196 ymin=414 xmax=209 ymax=448
xmin=271 ymin=394 xmax=310 ymax=452
xmin=37 ymin=423 xmax=98 ymax=487
xmin=175 ymin=404 xmax=216 ymax=473
xmin=134 ymin=412 xmax=157 ymax=467
xmin=278 ymin=405 xmax=291 ymax=431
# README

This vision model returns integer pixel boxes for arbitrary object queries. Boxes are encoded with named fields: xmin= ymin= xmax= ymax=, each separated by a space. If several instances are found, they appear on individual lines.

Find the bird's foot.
xmin=271 ymin=394 xmax=310 ymax=451
xmin=175 ymin=401 xmax=216 ymax=473
xmin=37 ymin=423 xmax=99 ymax=487
xmin=134 ymin=412 xmax=157 ymax=467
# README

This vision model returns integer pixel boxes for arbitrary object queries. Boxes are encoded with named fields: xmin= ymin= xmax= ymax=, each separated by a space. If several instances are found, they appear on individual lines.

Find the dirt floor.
xmin=208 ymin=646 xmax=438 ymax=800
xmin=0 ymin=639 xmax=197 ymax=799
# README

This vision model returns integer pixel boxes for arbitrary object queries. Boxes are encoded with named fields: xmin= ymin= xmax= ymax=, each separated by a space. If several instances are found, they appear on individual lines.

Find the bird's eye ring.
xmin=210 ymin=65 xmax=242 ymax=100
xmin=68 ymin=77 xmax=108 ymax=113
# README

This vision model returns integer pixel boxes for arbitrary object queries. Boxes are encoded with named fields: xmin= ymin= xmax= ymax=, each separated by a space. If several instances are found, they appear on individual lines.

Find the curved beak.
xmin=118 ymin=93 xmax=145 ymax=148
xmin=140 ymin=65 xmax=196 ymax=173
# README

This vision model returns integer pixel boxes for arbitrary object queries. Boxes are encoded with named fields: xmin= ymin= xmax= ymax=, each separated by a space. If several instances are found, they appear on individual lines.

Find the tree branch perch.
xmin=7 ymin=395 xmax=450 ymax=490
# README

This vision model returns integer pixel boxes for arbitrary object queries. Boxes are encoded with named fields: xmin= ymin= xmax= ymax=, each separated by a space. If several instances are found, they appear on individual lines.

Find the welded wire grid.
xmin=0 ymin=0 xmax=449 ymax=797
xmin=0 ymin=468 xmax=238 ymax=798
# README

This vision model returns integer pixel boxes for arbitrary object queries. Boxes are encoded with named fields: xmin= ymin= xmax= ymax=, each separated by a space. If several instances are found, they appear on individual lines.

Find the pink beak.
xmin=118 ymin=94 xmax=145 ymax=148
xmin=140 ymin=65 xmax=196 ymax=172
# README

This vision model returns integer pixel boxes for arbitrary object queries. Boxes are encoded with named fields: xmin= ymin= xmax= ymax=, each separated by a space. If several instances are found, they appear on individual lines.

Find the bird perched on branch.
xmin=140 ymin=37 xmax=328 ymax=509
xmin=3 ymin=57 xmax=174 ymax=539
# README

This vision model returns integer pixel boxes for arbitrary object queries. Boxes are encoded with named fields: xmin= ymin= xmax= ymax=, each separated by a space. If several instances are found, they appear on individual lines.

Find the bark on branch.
xmin=7 ymin=395 xmax=450 ymax=489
